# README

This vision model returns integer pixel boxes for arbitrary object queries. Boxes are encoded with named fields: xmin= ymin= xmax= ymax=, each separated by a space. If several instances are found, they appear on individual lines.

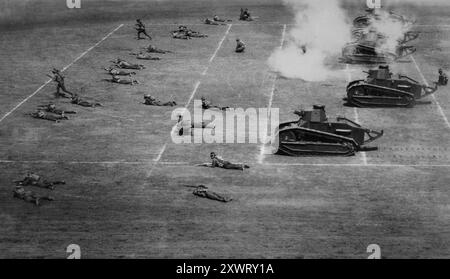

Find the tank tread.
xmin=276 ymin=127 xmax=358 ymax=156
xmin=347 ymin=82 xmax=415 ymax=107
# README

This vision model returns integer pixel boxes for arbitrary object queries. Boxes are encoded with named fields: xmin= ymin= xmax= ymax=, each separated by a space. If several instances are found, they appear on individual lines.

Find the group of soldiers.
xmin=30 ymin=69 xmax=103 ymax=122
xmin=13 ymin=173 xmax=65 ymax=206
xmin=171 ymin=25 xmax=208 ymax=39
xmin=21 ymin=11 xmax=257 ymax=205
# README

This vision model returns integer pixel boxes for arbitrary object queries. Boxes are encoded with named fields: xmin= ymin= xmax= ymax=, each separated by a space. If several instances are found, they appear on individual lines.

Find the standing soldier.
xmin=235 ymin=38 xmax=246 ymax=53
xmin=135 ymin=19 xmax=152 ymax=40
xmin=47 ymin=68 xmax=73 ymax=98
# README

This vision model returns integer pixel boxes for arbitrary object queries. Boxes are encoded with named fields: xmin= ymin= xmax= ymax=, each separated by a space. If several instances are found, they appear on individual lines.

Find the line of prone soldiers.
xmin=12 ymin=150 xmax=250 ymax=206
xmin=13 ymin=172 xmax=65 ymax=206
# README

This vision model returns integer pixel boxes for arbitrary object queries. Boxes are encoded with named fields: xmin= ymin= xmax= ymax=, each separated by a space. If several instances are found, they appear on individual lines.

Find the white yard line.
xmin=153 ymin=144 xmax=167 ymax=162
xmin=345 ymin=64 xmax=368 ymax=165
xmin=410 ymin=55 xmax=450 ymax=129
xmin=0 ymin=160 xmax=185 ymax=165
xmin=0 ymin=24 xmax=124 ymax=124
xmin=150 ymin=24 xmax=233 ymax=172
xmin=258 ymin=24 xmax=286 ymax=164
xmin=1 ymin=159 xmax=450 ymax=168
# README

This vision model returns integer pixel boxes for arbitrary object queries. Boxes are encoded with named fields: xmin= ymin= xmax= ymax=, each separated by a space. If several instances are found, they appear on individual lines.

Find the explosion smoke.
xmin=268 ymin=0 xmax=352 ymax=81
xmin=367 ymin=9 xmax=414 ymax=53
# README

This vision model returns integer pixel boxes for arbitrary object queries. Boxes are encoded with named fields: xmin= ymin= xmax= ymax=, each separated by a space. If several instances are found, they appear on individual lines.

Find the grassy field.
xmin=0 ymin=0 xmax=449 ymax=258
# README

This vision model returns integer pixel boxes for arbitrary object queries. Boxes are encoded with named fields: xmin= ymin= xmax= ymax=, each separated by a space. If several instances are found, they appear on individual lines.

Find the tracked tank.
xmin=340 ymin=42 xmax=415 ymax=64
xmin=351 ymin=28 xmax=419 ymax=44
xmin=274 ymin=105 xmax=383 ymax=156
xmin=345 ymin=66 xmax=438 ymax=107
xmin=353 ymin=9 xmax=415 ymax=28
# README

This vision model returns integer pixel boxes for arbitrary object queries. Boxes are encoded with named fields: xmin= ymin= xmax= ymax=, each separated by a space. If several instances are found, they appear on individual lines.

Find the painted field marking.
xmin=149 ymin=24 xmax=233 ymax=175
xmin=0 ymin=24 xmax=124 ymax=124
xmin=410 ymin=55 xmax=450 ymax=129
xmin=0 ymin=160 xmax=185 ymax=165
xmin=258 ymin=24 xmax=287 ymax=164
xmin=1 ymin=159 xmax=450 ymax=168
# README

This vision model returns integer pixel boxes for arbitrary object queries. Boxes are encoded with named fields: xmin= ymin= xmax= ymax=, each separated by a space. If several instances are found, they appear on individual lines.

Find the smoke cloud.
xmin=268 ymin=0 xmax=352 ymax=81
xmin=367 ymin=9 xmax=414 ymax=53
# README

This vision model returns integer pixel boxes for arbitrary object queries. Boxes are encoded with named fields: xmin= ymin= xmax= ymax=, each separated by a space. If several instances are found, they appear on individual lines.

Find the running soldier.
xmin=135 ymin=19 xmax=152 ymax=40
xmin=13 ymin=186 xmax=54 ymax=206
xmin=15 ymin=172 xmax=66 ymax=190
xmin=47 ymin=68 xmax=73 ymax=98
xmin=143 ymin=95 xmax=177 ymax=106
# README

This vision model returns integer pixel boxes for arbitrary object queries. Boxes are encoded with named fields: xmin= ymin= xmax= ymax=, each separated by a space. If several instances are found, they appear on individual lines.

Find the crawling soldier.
xmin=105 ymin=75 xmax=139 ymax=85
xmin=13 ymin=186 xmax=54 ymax=206
xmin=201 ymin=96 xmax=229 ymax=110
xmin=105 ymin=67 xmax=136 ymax=76
xmin=38 ymin=103 xmax=76 ymax=115
xmin=15 ymin=172 xmax=65 ymax=190
xmin=71 ymin=95 xmax=103 ymax=107
xmin=197 ymin=152 xmax=250 ymax=171
xmin=130 ymin=52 xmax=161 ymax=60
xmin=145 ymin=44 xmax=172 ymax=54
xmin=30 ymin=110 xmax=69 ymax=122
xmin=143 ymin=95 xmax=177 ymax=106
